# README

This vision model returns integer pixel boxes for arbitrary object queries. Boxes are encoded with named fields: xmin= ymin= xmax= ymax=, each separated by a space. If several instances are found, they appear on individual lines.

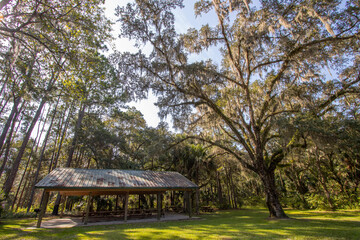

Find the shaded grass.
xmin=1 ymin=209 xmax=360 ymax=239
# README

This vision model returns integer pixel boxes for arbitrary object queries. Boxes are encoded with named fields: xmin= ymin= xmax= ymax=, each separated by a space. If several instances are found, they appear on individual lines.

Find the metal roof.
xmin=35 ymin=168 xmax=198 ymax=192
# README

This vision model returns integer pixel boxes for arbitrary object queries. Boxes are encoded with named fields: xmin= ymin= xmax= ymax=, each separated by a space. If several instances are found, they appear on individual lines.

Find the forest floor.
xmin=1 ymin=208 xmax=360 ymax=239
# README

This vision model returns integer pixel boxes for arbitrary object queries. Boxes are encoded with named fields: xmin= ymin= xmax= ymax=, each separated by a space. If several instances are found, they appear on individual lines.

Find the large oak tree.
xmin=116 ymin=0 xmax=359 ymax=218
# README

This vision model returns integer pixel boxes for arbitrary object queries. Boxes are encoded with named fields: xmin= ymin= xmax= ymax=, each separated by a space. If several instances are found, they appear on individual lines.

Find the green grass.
xmin=1 ymin=209 xmax=360 ymax=239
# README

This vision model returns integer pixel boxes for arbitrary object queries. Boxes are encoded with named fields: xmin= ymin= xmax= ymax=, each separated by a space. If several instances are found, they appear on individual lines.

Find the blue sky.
xmin=104 ymin=0 xmax=219 ymax=129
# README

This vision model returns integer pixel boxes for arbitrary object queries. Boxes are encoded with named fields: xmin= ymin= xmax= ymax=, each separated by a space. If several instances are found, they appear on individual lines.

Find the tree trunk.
xmin=11 ymin=121 xmax=44 ymax=211
xmin=225 ymin=167 xmax=233 ymax=208
xmin=52 ymin=194 xmax=62 ymax=215
xmin=50 ymin=102 xmax=73 ymax=215
xmin=259 ymin=169 xmax=288 ymax=218
xmin=216 ymin=171 xmax=223 ymax=207
xmin=15 ymin=169 xmax=31 ymax=211
xmin=0 ymin=74 xmax=10 ymax=105
xmin=316 ymin=165 xmax=335 ymax=210
xmin=66 ymin=103 xmax=86 ymax=167
xmin=2 ymin=99 xmax=46 ymax=196
xmin=0 ymin=101 xmax=24 ymax=178
xmin=0 ymin=97 xmax=21 ymax=151
xmin=27 ymin=100 xmax=59 ymax=212
xmin=0 ymin=96 xmax=10 ymax=116
xmin=48 ymin=102 xmax=69 ymax=172
xmin=50 ymin=104 xmax=73 ymax=172
xmin=230 ymin=172 xmax=238 ymax=208
xmin=17 ymin=173 xmax=32 ymax=210
xmin=74 ymin=148 xmax=83 ymax=168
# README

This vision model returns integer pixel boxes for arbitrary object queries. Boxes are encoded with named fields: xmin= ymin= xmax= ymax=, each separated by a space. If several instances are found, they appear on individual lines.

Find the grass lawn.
xmin=1 ymin=208 xmax=360 ymax=239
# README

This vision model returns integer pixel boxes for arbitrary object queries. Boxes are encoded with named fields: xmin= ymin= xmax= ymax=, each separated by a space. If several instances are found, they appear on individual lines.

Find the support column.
xmin=124 ymin=192 xmax=129 ymax=222
xmin=60 ymin=195 xmax=66 ymax=218
xmin=157 ymin=192 xmax=162 ymax=221
xmin=138 ymin=194 xmax=141 ymax=209
xmin=84 ymin=193 xmax=92 ymax=225
xmin=115 ymin=195 xmax=119 ymax=210
xmin=195 ymin=188 xmax=200 ymax=215
xmin=36 ymin=190 xmax=50 ymax=228
xmin=183 ymin=191 xmax=187 ymax=213
xmin=188 ymin=191 xmax=192 ymax=218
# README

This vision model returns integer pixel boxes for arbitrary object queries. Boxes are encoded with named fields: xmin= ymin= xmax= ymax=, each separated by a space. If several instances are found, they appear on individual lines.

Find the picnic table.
xmin=200 ymin=206 xmax=215 ymax=212
xmin=81 ymin=210 xmax=125 ymax=222
xmin=166 ymin=205 xmax=183 ymax=213
xmin=82 ymin=208 xmax=165 ymax=222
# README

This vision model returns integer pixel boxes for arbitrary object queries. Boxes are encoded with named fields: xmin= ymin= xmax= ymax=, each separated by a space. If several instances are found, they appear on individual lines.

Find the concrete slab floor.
xmin=28 ymin=213 xmax=201 ymax=229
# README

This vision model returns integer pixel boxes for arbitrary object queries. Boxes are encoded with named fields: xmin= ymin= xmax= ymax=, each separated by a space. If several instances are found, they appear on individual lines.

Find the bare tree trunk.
xmin=0 ymin=97 xmax=21 ymax=151
xmin=86 ymin=157 xmax=91 ymax=169
xmin=0 ymin=101 xmax=25 ymax=178
xmin=259 ymin=168 xmax=288 ymax=218
xmin=216 ymin=171 xmax=223 ymax=207
xmin=225 ymin=167 xmax=233 ymax=208
xmin=51 ymin=104 xmax=74 ymax=216
xmin=0 ymin=101 xmax=25 ymax=156
xmin=27 ymin=99 xmax=59 ymax=212
xmin=52 ymin=194 xmax=62 ymax=215
xmin=0 ymin=74 xmax=9 ymax=102
xmin=74 ymin=148 xmax=83 ymax=168
xmin=316 ymin=160 xmax=335 ymax=210
xmin=48 ymin=103 xmax=68 ymax=172
xmin=11 ymin=166 xmax=31 ymax=210
xmin=50 ymin=104 xmax=73 ymax=171
xmin=66 ymin=103 xmax=86 ymax=167
xmin=230 ymin=172 xmax=238 ymax=208
xmin=15 ymin=169 xmax=32 ymax=211
xmin=0 ymin=96 xmax=10 ymax=116
xmin=17 ymin=170 xmax=34 ymax=210
xmin=2 ymin=99 xmax=46 ymax=196
xmin=11 ymin=108 xmax=46 ymax=211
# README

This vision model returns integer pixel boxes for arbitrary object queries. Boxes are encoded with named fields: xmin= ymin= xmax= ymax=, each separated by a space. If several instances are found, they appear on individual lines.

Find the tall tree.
xmin=116 ymin=0 xmax=360 ymax=218
xmin=0 ymin=0 xmax=112 ymax=205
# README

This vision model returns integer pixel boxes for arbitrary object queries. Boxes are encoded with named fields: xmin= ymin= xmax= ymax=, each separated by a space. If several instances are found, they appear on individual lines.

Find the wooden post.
xmin=84 ymin=194 xmax=92 ymax=225
xmin=183 ymin=191 xmax=188 ymax=213
xmin=124 ymin=192 xmax=129 ymax=222
xmin=157 ymin=192 xmax=162 ymax=220
xmin=36 ymin=190 xmax=50 ymax=228
xmin=188 ymin=191 xmax=192 ymax=218
xmin=60 ymin=195 xmax=66 ymax=218
xmin=115 ymin=195 xmax=119 ymax=210
xmin=138 ymin=194 xmax=141 ymax=209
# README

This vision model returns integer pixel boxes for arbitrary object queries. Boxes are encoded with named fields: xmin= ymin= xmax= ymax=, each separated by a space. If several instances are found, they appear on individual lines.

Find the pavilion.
xmin=35 ymin=168 xmax=198 ymax=228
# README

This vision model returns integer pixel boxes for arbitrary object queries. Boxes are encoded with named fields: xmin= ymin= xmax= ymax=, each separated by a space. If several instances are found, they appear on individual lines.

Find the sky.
xmin=103 ymin=0 xmax=219 ymax=129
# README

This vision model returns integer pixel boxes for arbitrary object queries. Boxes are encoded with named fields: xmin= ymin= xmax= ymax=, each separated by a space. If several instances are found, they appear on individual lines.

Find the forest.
xmin=0 ymin=0 xmax=359 ymax=220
